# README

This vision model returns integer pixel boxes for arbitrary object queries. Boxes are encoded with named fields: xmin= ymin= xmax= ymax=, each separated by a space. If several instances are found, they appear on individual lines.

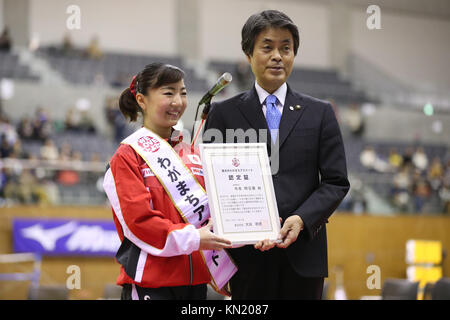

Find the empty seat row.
xmin=0 ymin=52 xmax=40 ymax=81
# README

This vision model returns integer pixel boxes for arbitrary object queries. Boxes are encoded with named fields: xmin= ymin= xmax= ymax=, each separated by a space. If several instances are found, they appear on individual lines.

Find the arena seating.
xmin=209 ymin=59 xmax=371 ymax=104
xmin=36 ymin=47 xmax=209 ymax=92
xmin=0 ymin=51 xmax=40 ymax=81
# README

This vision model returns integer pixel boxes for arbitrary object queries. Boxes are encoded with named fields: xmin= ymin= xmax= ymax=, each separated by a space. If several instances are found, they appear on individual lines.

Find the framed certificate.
xmin=199 ymin=143 xmax=281 ymax=245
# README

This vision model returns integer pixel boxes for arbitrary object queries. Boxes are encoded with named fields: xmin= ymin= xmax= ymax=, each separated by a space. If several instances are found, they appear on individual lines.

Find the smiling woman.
xmin=105 ymin=62 xmax=234 ymax=300
xmin=118 ymin=63 xmax=186 ymax=138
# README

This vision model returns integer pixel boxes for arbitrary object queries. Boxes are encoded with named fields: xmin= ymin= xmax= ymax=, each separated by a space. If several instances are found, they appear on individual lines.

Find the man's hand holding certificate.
xmin=254 ymin=215 xmax=304 ymax=251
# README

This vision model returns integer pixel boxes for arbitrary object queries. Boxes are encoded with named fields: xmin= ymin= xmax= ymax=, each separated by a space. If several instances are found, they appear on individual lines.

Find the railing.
xmin=0 ymin=158 xmax=108 ymax=206
xmin=0 ymin=158 xmax=106 ymax=172
xmin=0 ymin=253 xmax=42 ymax=298
xmin=0 ymin=157 xmax=446 ymax=214
xmin=346 ymin=171 xmax=445 ymax=215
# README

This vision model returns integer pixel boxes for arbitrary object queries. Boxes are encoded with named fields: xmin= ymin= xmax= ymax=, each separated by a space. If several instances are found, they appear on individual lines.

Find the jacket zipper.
xmin=189 ymin=254 xmax=193 ymax=285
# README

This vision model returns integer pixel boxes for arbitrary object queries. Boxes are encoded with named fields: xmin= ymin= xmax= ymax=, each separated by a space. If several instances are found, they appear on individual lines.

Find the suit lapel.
xmin=235 ymin=85 xmax=307 ymax=151
xmin=237 ymin=87 xmax=271 ymax=149
xmin=278 ymin=85 xmax=306 ymax=149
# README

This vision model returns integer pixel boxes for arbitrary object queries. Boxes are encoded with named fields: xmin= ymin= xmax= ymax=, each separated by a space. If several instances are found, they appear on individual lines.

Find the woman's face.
xmin=139 ymin=79 xmax=187 ymax=135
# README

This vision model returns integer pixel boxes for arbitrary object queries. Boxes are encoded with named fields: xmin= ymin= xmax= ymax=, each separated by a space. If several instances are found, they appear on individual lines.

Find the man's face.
xmin=246 ymin=27 xmax=295 ymax=93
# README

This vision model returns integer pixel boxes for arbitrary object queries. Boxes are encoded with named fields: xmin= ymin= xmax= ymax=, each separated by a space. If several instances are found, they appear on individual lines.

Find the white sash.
xmin=122 ymin=127 xmax=237 ymax=291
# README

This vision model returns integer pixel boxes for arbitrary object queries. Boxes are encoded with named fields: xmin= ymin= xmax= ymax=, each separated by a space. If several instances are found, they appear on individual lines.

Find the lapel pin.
xmin=295 ymin=105 xmax=302 ymax=110
xmin=289 ymin=106 xmax=294 ymax=111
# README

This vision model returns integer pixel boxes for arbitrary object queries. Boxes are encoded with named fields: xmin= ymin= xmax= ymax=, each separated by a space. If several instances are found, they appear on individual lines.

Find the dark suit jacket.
xmin=203 ymin=84 xmax=350 ymax=278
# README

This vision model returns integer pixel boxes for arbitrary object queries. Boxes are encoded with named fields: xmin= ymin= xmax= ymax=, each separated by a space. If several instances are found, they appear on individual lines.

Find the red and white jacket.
xmin=104 ymin=135 xmax=210 ymax=288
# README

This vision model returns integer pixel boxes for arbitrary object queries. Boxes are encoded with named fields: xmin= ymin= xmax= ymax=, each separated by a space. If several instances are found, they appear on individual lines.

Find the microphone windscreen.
xmin=221 ymin=72 xmax=232 ymax=84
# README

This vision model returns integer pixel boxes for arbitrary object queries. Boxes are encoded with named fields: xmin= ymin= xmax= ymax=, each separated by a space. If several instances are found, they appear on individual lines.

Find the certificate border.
xmin=210 ymin=152 xmax=273 ymax=235
xmin=199 ymin=143 xmax=281 ymax=245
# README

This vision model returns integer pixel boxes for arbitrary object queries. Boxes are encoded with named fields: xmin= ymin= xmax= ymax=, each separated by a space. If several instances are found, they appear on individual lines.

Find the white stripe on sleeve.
xmin=134 ymin=250 xmax=147 ymax=283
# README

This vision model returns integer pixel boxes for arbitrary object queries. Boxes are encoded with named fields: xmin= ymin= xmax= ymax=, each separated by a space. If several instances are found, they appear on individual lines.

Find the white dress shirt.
xmin=254 ymin=81 xmax=287 ymax=118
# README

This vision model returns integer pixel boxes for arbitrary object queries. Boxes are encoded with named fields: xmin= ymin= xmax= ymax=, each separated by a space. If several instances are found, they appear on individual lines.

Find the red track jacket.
xmin=105 ymin=136 xmax=210 ymax=288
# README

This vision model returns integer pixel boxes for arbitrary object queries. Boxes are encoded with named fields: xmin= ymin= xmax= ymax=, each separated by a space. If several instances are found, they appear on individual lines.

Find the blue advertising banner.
xmin=12 ymin=218 xmax=121 ymax=257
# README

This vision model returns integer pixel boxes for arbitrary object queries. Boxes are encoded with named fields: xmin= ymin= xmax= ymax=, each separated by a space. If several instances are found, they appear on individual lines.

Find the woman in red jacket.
xmin=103 ymin=63 xmax=234 ymax=300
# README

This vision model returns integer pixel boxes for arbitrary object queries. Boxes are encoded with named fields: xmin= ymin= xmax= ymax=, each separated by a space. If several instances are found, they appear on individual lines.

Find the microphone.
xmin=191 ymin=72 xmax=232 ymax=142
xmin=199 ymin=73 xmax=232 ymax=119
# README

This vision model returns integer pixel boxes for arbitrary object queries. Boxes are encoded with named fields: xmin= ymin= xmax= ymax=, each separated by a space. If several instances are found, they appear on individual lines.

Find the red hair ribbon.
xmin=130 ymin=75 xmax=137 ymax=97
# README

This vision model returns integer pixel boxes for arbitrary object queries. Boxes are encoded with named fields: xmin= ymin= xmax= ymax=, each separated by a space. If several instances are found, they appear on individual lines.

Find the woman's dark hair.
xmin=241 ymin=10 xmax=300 ymax=56
xmin=119 ymin=62 xmax=185 ymax=121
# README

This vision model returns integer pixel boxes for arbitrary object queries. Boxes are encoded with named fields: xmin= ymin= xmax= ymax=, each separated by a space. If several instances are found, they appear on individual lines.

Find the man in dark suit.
xmin=203 ymin=10 xmax=350 ymax=299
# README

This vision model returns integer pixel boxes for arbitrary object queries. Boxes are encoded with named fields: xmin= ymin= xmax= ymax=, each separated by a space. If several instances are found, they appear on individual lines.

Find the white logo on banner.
xmin=66 ymin=226 xmax=120 ymax=252
xmin=21 ymin=222 xmax=78 ymax=250
xmin=20 ymin=222 xmax=120 ymax=253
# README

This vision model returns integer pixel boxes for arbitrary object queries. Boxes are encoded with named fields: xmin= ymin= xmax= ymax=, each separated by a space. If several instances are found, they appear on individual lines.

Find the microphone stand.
xmin=190 ymin=72 xmax=232 ymax=146
xmin=191 ymin=101 xmax=211 ymax=147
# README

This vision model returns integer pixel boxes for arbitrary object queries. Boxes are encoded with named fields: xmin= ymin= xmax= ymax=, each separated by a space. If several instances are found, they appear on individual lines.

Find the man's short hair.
xmin=241 ymin=10 xmax=300 ymax=57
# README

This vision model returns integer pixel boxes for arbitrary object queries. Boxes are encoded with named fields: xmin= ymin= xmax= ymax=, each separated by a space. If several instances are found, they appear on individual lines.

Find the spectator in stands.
xmin=427 ymin=157 xmax=443 ymax=192
xmin=79 ymin=110 xmax=97 ymax=133
xmin=0 ymin=167 xmax=8 ymax=200
xmin=4 ymin=168 xmax=38 ymax=204
xmin=346 ymin=103 xmax=364 ymax=136
xmin=360 ymin=145 xmax=377 ymax=170
xmin=2 ymin=166 xmax=18 ymax=202
xmin=439 ymin=180 xmax=450 ymax=214
xmin=40 ymin=138 xmax=59 ymax=161
xmin=56 ymin=149 xmax=80 ymax=186
xmin=72 ymin=150 xmax=83 ymax=162
xmin=87 ymin=152 xmax=103 ymax=185
xmin=31 ymin=107 xmax=52 ymax=141
xmin=412 ymin=170 xmax=431 ymax=213
xmin=0 ymin=114 xmax=21 ymax=159
xmin=412 ymin=146 xmax=429 ymax=172
xmin=0 ymin=114 xmax=18 ymax=146
xmin=61 ymin=32 xmax=74 ymax=56
xmin=346 ymin=178 xmax=367 ymax=214
xmin=402 ymin=147 xmax=414 ymax=169
xmin=17 ymin=117 xmax=34 ymax=140
xmin=388 ymin=148 xmax=403 ymax=171
xmin=58 ymin=142 xmax=73 ymax=161
xmin=391 ymin=165 xmax=412 ymax=212
xmin=64 ymin=107 xmax=81 ymax=132
xmin=444 ymin=160 xmax=450 ymax=185
xmin=90 ymin=152 xmax=101 ymax=163
xmin=104 ymin=97 xmax=127 ymax=144
xmin=0 ymin=27 xmax=12 ymax=52
xmin=0 ymin=134 xmax=12 ymax=158
xmin=86 ymin=36 xmax=103 ymax=59
xmin=10 ymin=139 xmax=27 ymax=159
xmin=39 ymin=177 xmax=60 ymax=205
xmin=35 ymin=106 xmax=49 ymax=123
